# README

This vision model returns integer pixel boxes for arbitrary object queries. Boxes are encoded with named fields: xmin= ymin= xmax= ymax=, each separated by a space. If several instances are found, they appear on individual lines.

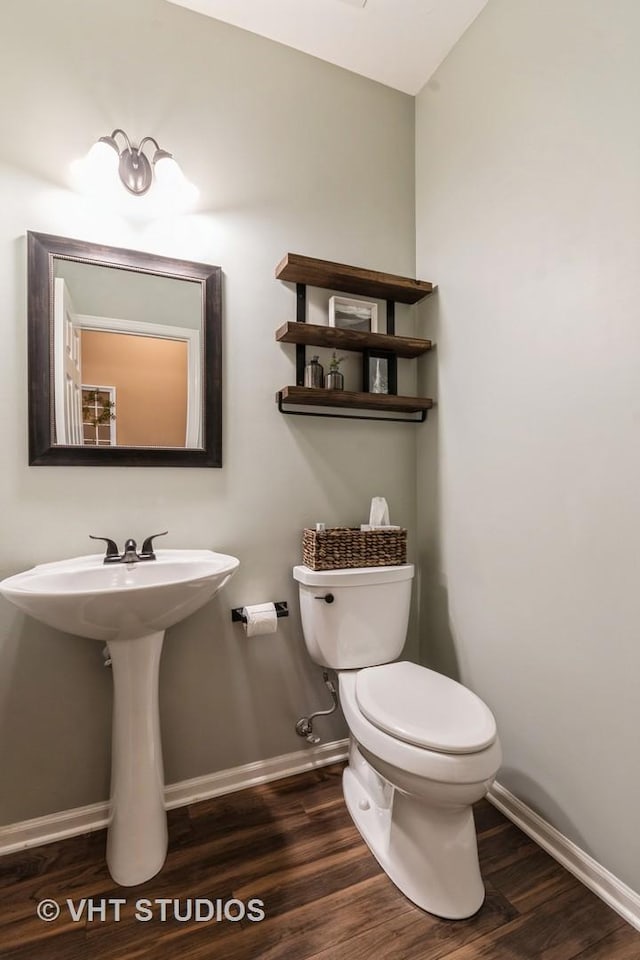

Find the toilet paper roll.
xmin=242 ymin=602 xmax=278 ymax=637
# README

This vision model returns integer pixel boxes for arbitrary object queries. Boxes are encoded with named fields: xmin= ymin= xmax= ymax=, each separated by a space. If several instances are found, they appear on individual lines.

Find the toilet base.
xmin=343 ymin=746 xmax=486 ymax=919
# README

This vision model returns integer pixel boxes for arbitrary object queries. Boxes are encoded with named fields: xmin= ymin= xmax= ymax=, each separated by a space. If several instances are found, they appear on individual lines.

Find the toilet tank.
xmin=293 ymin=564 xmax=414 ymax=669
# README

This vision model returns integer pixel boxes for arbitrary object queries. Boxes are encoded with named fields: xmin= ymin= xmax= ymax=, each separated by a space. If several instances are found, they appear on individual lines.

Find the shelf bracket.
xmin=386 ymin=300 xmax=395 ymax=335
xmin=385 ymin=300 xmax=397 ymax=394
xmin=295 ymin=283 xmax=307 ymax=385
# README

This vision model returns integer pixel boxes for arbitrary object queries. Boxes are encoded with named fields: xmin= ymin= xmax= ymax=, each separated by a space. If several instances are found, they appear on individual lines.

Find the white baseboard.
xmin=0 ymin=799 xmax=111 ymax=856
xmin=164 ymin=738 xmax=349 ymax=809
xmin=0 ymin=738 xmax=350 ymax=857
xmin=488 ymin=780 xmax=640 ymax=932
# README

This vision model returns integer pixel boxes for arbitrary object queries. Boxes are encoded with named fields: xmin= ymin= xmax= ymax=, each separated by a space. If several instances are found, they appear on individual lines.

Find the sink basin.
xmin=0 ymin=548 xmax=239 ymax=886
xmin=0 ymin=549 xmax=240 ymax=641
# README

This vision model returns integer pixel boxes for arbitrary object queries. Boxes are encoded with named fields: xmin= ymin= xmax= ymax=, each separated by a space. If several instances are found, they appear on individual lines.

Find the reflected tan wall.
xmin=81 ymin=331 xmax=188 ymax=447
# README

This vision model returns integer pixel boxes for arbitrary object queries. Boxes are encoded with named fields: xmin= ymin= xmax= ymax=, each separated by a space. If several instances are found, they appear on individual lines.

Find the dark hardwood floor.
xmin=1 ymin=764 xmax=639 ymax=959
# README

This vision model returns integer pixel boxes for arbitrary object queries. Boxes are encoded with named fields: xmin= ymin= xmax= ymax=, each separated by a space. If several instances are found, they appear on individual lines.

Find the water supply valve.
xmin=295 ymin=671 xmax=338 ymax=745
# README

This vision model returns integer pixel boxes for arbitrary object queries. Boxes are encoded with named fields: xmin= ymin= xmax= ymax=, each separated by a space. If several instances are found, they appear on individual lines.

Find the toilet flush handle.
xmin=314 ymin=593 xmax=334 ymax=603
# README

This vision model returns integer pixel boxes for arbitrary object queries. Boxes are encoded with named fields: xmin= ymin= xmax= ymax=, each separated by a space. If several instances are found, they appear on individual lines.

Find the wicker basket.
xmin=302 ymin=527 xmax=407 ymax=571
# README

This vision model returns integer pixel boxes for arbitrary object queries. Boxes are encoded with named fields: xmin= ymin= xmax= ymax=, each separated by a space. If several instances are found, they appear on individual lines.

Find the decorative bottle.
xmin=304 ymin=356 xmax=324 ymax=388
xmin=326 ymin=352 xmax=344 ymax=390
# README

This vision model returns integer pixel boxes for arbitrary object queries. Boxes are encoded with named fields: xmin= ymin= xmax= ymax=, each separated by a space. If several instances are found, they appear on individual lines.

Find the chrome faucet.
xmin=122 ymin=538 xmax=140 ymax=563
xmin=90 ymin=532 xmax=168 ymax=564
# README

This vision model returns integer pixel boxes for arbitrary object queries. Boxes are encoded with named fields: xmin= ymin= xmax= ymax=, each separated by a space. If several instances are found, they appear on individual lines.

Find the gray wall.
xmin=415 ymin=0 xmax=640 ymax=892
xmin=0 ymin=0 xmax=417 ymax=823
xmin=54 ymin=260 xmax=203 ymax=331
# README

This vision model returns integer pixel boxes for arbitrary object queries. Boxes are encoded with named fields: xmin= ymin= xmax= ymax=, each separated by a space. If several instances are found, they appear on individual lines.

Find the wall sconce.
xmin=72 ymin=129 xmax=198 ymax=209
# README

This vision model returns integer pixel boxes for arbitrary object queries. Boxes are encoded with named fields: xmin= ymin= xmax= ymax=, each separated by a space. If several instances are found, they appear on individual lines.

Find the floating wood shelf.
xmin=275 ymin=321 xmax=432 ymax=358
xmin=277 ymin=386 xmax=433 ymax=415
xmin=276 ymin=253 xmax=434 ymax=304
xmin=275 ymin=252 xmax=435 ymax=422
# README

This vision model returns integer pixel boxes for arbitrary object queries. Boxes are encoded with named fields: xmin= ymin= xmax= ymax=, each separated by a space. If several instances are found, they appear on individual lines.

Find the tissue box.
xmin=302 ymin=527 xmax=407 ymax=571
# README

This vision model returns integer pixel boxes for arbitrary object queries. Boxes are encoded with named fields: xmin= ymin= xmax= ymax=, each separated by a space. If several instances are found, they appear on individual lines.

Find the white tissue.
xmin=369 ymin=497 xmax=390 ymax=528
xmin=360 ymin=524 xmax=402 ymax=531
xmin=242 ymin=602 xmax=278 ymax=637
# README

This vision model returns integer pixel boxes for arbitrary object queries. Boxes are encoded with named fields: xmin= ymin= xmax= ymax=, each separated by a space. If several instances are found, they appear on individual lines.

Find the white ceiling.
xmin=165 ymin=0 xmax=488 ymax=95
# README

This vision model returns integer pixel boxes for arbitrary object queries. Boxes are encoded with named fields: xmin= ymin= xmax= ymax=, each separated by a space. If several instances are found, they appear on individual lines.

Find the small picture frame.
xmin=362 ymin=350 xmax=396 ymax=395
xmin=369 ymin=356 xmax=389 ymax=394
xmin=328 ymin=296 xmax=378 ymax=333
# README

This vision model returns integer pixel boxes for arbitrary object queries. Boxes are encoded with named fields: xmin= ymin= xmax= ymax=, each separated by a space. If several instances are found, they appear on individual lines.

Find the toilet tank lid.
xmin=293 ymin=564 xmax=414 ymax=587
xmin=356 ymin=661 xmax=497 ymax=755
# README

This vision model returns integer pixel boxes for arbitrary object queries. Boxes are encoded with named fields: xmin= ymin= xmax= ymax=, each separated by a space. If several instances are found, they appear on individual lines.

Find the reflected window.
xmin=82 ymin=386 xmax=116 ymax=447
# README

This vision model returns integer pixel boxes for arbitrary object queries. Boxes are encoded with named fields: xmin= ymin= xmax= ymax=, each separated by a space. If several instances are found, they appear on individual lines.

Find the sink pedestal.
xmin=107 ymin=630 xmax=167 ymax=886
xmin=0 ymin=548 xmax=240 ymax=886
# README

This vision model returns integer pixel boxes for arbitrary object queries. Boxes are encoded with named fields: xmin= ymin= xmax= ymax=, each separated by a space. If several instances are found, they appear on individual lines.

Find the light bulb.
xmin=153 ymin=154 xmax=199 ymax=209
xmin=70 ymin=140 xmax=120 ymax=198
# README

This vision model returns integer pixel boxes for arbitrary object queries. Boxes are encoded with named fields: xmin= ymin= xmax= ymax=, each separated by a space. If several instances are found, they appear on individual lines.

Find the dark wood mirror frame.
xmin=27 ymin=231 xmax=222 ymax=467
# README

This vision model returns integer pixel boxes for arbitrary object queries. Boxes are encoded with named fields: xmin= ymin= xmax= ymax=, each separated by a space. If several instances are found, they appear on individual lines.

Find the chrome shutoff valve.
xmin=295 ymin=672 xmax=338 ymax=745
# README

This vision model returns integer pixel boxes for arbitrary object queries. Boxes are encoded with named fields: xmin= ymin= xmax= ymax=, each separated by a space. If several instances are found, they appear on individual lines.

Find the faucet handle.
xmin=89 ymin=535 xmax=120 ymax=560
xmin=140 ymin=531 xmax=168 ymax=559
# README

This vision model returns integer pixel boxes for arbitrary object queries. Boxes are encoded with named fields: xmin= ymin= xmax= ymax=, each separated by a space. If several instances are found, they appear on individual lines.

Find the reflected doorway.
xmin=81 ymin=331 xmax=189 ymax=447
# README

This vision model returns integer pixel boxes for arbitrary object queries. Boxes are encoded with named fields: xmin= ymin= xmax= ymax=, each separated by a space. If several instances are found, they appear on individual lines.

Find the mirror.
xmin=27 ymin=232 xmax=222 ymax=466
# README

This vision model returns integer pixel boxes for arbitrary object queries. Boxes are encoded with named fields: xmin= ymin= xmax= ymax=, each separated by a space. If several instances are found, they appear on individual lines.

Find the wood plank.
xmin=473 ymin=798 xmax=511 ymax=834
xmin=1 ymin=927 xmax=93 ymax=960
xmin=476 ymin=820 xmax=539 ymax=876
xmin=440 ymin=883 xmax=626 ymax=960
xmin=571 ymin=925 xmax=640 ymax=959
xmin=278 ymin=385 xmax=433 ymax=414
xmin=157 ymin=875 xmax=414 ymax=960
xmin=276 ymin=253 xmax=434 ymax=304
xmin=275 ymin=321 xmax=432 ymax=358
xmin=149 ymin=793 xmax=362 ymax=900
xmin=485 ymin=844 xmax=579 ymax=914
xmin=306 ymin=884 xmax=518 ymax=960
xmin=232 ymin=841 xmax=382 ymax=917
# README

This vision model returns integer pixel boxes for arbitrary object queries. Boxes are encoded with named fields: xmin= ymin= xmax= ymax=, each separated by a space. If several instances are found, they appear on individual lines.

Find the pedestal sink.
xmin=0 ymin=549 xmax=239 ymax=886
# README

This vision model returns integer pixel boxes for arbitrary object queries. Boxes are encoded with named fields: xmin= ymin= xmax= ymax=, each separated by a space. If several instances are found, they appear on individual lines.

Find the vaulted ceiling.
xmin=165 ymin=0 xmax=488 ymax=95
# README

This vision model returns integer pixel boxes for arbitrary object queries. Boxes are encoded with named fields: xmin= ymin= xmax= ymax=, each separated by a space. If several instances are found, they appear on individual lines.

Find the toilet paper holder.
xmin=231 ymin=601 xmax=289 ymax=623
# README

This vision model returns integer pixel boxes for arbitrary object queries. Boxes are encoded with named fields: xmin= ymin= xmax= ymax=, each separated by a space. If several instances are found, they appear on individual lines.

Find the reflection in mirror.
xmin=52 ymin=262 xmax=202 ymax=448
xmin=28 ymin=233 xmax=222 ymax=467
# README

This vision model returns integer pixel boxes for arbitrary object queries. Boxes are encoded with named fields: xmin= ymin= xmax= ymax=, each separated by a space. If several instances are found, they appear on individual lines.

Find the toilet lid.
xmin=355 ymin=661 xmax=497 ymax=754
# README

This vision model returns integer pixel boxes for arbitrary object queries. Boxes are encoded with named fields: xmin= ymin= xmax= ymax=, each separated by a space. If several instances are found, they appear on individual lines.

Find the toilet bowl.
xmin=339 ymin=663 xmax=501 ymax=918
xmin=293 ymin=563 xmax=502 ymax=919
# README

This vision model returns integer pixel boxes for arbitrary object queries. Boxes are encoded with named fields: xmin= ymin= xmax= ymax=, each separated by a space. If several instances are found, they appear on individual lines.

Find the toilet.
xmin=293 ymin=562 xmax=501 ymax=920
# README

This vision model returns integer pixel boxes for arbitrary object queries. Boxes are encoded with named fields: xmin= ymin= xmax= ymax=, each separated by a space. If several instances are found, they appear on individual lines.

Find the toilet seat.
xmin=355 ymin=661 xmax=497 ymax=755
xmin=339 ymin=671 xmax=501 ymax=785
